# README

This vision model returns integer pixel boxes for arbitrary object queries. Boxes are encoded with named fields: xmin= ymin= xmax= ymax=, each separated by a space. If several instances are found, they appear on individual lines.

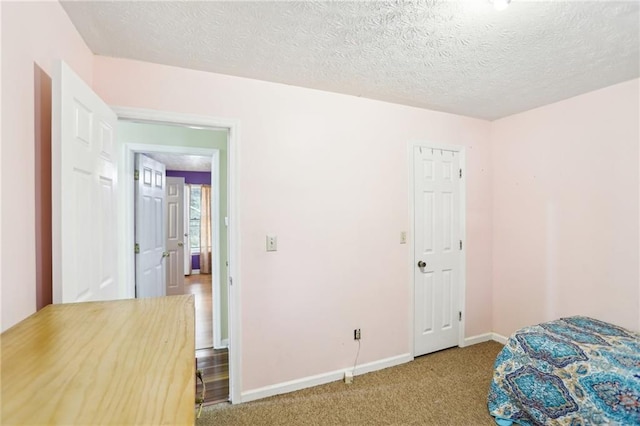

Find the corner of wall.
xmin=487 ymin=118 xmax=498 ymax=336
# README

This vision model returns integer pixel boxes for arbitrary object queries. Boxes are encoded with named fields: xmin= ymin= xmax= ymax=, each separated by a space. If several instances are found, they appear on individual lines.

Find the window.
xmin=189 ymin=185 xmax=201 ymax=254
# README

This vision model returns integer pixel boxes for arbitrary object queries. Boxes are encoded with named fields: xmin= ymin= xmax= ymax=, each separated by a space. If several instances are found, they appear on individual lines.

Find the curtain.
xmin=200 ymin=185 xmax=212 ymax=274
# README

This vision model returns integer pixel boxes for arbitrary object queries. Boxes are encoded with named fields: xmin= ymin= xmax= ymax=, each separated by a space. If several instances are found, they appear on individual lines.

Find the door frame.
xmin=408 ymin=140 xmax=467 ymax=358
xmin=113 ymin=107 xmax=242 ymax=404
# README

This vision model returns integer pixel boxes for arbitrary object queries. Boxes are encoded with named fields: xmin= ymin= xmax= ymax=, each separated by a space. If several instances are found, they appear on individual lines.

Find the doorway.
xmin=122 ymin=119 xmax=230 ymax=404
xmin=52 ymin=63 xmax=241 ymax=403
xmin=114 ymin=107 xmax=240 ymax=404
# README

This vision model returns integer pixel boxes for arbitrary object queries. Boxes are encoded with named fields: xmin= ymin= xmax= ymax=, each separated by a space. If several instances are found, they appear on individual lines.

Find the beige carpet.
xmin=197 ymin=341 xmax=503 ymax=425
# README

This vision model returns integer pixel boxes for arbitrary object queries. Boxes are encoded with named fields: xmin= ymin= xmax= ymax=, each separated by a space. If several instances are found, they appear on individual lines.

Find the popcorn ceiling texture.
xmin=61 ymin=1 xmax=639 ymax=120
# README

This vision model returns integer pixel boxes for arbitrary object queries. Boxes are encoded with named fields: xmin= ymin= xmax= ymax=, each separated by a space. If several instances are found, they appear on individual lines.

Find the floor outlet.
xmin=344 ymin=371 xmax=353 ymax=384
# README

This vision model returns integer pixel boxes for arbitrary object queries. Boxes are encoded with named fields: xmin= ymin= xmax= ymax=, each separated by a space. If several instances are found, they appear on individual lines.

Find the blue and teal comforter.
xmin=488 ymin=316 xmax=640 ymax=425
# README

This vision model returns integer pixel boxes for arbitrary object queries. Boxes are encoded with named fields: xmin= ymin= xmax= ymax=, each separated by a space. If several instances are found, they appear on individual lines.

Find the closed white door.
xmin=166 ymin=177 xmax=185 ymax=295
xmin=414 ymin=147 xmax=461 ymax=356
xmin=135 ymin=154 xmax=166 ymax=298
xmin=52 ymin=61 xmax=120 ymax=303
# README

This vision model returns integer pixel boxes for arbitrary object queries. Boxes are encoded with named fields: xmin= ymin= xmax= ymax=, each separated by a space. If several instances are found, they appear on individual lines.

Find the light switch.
xmin=400 ymin=231 xmax=407 ymax=244
xmin=266 ymin=235 xmax=277 ymax=252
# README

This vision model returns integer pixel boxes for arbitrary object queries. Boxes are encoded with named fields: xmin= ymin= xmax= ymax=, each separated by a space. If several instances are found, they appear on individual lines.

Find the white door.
xmin=135 ymin=154 xmax=166 ymax=298
xmin=52 ymin=61 xmax=120 ymax=303
xmin=166 ymin=177 xmax=185 ymax=295
xmin=414 ymin=146 xmax=461 ymax=356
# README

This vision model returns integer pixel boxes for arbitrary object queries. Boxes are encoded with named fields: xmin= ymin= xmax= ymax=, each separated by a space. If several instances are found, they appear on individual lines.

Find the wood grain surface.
xmin=1 ymin=295 xmax=195 ymax=425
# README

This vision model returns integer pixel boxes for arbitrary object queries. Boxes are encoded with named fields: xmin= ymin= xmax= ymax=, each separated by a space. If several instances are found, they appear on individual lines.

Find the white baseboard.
xmin=191 ymin=269 xmax=201 ymax=275
xmin=463 ymin=332 xmax=508 ymax=347
xmin=463 ymin=333 xmax=492 ymax=346
xmin=353 ymin=352 xmax=412 ymax=376
xmin=239 ymin=334 xmax=511 ymax=404
xmin=240 ymin=352 xmax=412 ymax=403
xmin=491 ymin=333 xmax=508 ymax=345
xmin=214 ymin=338 xmax=229 ymax=349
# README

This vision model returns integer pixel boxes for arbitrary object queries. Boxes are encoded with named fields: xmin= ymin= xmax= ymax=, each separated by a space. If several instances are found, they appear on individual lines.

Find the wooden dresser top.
xmin=1 ymin=295 xmax=195 ymax=425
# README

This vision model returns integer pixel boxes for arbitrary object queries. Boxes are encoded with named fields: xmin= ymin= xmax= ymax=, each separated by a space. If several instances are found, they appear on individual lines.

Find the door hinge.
xmin=134 ymin=169 xmax=139 ymax=181
xmin=134 ymin=243 xmax=140 ymax=254
xmin=459 ymin=240 xmax=463 ymax=250
xmin=459 ymin=311 xmax=462 ymax=321
xmin=229 ymin=277 xmax=233 ymax=286
xmin=459 ymin=169 xmax=462 ymax=178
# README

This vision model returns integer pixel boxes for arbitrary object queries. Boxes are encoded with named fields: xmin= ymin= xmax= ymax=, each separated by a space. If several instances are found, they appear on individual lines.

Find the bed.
xmin=488 ymin=316 xmax=640 ymax=425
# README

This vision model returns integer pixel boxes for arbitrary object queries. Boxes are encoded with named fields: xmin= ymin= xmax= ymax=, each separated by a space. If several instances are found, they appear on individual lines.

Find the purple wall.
xmin=166 ymin=170 xmax=211 ymax=185
xmin=167 ymin=170 xmax=211 ymax=271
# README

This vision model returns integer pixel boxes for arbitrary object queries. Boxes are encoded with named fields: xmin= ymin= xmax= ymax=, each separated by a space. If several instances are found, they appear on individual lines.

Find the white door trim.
xmin=408 ymin=140 xmax=466 ymax=357
xmin=112 ymin=106 xmax=242 ymax=404
xmin=209 ymin=150 xmax=225 ymax=350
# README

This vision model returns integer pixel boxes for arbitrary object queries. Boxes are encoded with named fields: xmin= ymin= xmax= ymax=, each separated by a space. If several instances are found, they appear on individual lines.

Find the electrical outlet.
xmin=354 ymin=328 xmax=361 ymax=340
xmin=344 ymin=371 xmax=353 ymax=384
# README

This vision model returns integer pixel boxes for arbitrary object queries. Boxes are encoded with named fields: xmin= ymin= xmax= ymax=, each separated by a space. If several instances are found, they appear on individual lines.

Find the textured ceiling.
xmin=61 ymin=1 xmax=639 ymax=120
xmin=146 ymin=153 xmax=212 ymax=172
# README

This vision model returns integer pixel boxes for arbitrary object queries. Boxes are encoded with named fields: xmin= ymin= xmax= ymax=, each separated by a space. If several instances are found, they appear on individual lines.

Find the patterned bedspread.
xmin=488 ymin=316 xmax=640 ymax=425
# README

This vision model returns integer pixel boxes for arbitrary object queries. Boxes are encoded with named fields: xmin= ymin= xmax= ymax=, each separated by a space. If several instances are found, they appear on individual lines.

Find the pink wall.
xmin=3 ymin=0 xmax=637 ymax=401
xmin=1 ymin=2 xmax=93 ymax=331
xmin=3 ymin=1 xmax=636 ymax=400
xmin=491 ymin=78 xmax=640 ymax=337
xmin=91 ymin=56 xmax=493 ymax=391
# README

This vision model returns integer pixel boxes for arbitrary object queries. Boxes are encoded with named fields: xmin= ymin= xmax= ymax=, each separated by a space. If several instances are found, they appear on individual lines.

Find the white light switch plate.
xmin=400 ymin=231 xmax=407 ymax=244
xmin=266 ymin=235 xmax=277 ymax=252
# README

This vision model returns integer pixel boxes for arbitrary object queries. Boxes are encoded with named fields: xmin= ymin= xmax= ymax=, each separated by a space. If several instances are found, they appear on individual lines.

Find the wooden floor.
xmin=196 ymin=347 xmax=229 ymax=405
xmin=185 ymin=274 xmax=213 ymax=350
xmin=186 ymin=274 xmax=229 ymax=405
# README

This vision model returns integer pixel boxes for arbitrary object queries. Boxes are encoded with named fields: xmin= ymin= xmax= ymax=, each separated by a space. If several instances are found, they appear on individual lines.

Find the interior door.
xmin=135 ymin=154 xmax=167 ymax=298
xmin=414 ymin=146 xmax=461 ymax=356
xmin=52 ymin=60 xmax=120 ymax=303
xmin=166 ymin=176 xmax=186 ymax=295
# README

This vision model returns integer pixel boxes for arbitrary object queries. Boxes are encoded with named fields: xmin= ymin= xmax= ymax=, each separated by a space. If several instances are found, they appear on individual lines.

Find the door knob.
xmin=178 ymin=242 xmax=184 ymax=247
xmin=417 ymin=260 xmax=426 ymax=268
xmin=162 ymin=251 xmax=170 ymax=258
